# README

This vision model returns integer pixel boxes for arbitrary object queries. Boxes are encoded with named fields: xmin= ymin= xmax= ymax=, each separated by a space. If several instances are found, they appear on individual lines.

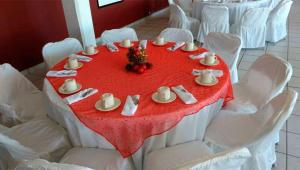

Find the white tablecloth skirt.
xmin=43 ymin=80 xmax=224 ymax=170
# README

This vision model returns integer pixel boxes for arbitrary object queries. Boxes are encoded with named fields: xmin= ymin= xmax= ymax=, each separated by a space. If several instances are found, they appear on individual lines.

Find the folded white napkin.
xmin=46 ymin=70 xmax=77 ymax=77
xmin=121 ymin=95 xmax=140 ymax=116
xmin=167 ymin=42 xmax=185 ymax=51
xmin=189 ymin=52 xmax=209 ymax=60
xmin=192 ymin=69 xmax=223 ymax=77
xmin=139 ymin=40 xmax=147 ymax=49
xmin=70 ymin=54 xmax=92 ymax=62
xmin=106 ymin=42 xmax=119 ymax=52
xmin=171 ymin=85 xmax=197 ymax=104
xmin=63 ymin=88 xmax=98 ymax=105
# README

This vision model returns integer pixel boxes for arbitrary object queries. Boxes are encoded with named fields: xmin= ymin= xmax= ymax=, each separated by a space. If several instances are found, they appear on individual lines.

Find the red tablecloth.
xmin=47 ymin=41 xmax=233 ymax=157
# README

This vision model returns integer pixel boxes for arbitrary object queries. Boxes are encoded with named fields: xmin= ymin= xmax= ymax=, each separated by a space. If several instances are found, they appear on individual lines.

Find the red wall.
xmin=0 ymin=0 xmax=168 ymax=70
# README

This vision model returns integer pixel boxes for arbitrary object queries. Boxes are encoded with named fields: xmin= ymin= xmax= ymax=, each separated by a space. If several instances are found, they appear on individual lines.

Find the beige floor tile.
xmin=244 ymin=49 xmax=266 ymax=56
xmin=272 ymin=152 xmax=286 ymax=170
xmin=268 ymin=46 xmax=288 ymax=53
xmin=238 ymin=69 xmax=247 ymax=79
xmin=289 ymin=77 xmax=300 ymax=88
xmin=293 ymin=101 xmax=300 ymax=116
xmin=287 ymin=155 xmax=300 ymax=170
xmin=238 ymin=61 xmax=253 ymax=70
xmin=277 ymin=131 xmax=287 ymax=154
xmin=288 ymin=115 xmax=300 ymax=134
xmin=287 ymin=132 xmax=300 ymax=157
xmin=241 ymin=54 xmax=260 ymax=62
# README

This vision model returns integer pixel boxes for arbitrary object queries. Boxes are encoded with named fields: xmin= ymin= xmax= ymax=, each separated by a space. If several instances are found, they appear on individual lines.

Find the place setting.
xmin=152 ymin=86 xmax=177 ymax=104
xmin=152 ymin=36 xmax=168 ymax=46
xmin=95 ymin=93 xmax=121 ymax=111
xmin=181 ymin=41 xmax=198 ymax=52
xmin=167 ymin=41 xmax=185 ymax=51
xmin=119 ymin=39 xmax=135 ymax=48
xmin=64 ymin=55 xmax=84 ymax=70
xmin=82 ymin=45 xmax=99 ymax=56
xmin=199 ymin=52 xmax=220 ymax=66
xmin=58 ymin=78 xmax=82 ymax=95
xmin=194 ymin=72 xmax=219 ymax=86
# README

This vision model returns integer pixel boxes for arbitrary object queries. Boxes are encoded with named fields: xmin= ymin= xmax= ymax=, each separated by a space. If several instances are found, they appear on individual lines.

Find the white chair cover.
xmin=16 ymin=159 xmax=94 ymax=170
xmin=1 ymin=117 xmax=71 ymax=162
xmin=0 ymin=63 xmax=47 ymax=127
xmin=205 ymin=89 xmax=298 ymax=170
xmin=198 ymin=6 xmax=230 ymax=43
xmin=177 ymin=0 xmax=193 ymax=16
xmin=42 ymin=38 xmax=83 ymax=69
xmin=159 ymin=28 xmax=194 ymax=43
xmin=60 ymin=147 xmax=133 ymax=170
xmin=230 ymin=8 xmax=270 ymax=48
xmin=224 ymin=54 xmax=292 ymax=114
xmin=144 ymin=140 xmax=251 ymax=170
xmin=266 ymin=0 xmax=293 ymax=42
xmin=203 ymin=32 xmax=242 ymax=84
xmin=169 ymin=4 xmax=200 ymax=39
xmin=96 ymin=27 xmax=138 ymax=45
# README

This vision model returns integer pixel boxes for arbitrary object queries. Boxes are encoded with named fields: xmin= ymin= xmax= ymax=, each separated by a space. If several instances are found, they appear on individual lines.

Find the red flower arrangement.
xmin=125 ymin=47 xmax=152 ymax=74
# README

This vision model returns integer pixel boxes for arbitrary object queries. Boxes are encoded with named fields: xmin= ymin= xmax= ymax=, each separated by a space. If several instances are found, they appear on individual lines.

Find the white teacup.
xmin=123 ymin=39 xmax=131 ymax=47
xmin=201 ymin=73 xmax=215 ymax=84
xmin=86 ymin=46 xmax=95 ymax=55
xmin=68 ymin=56 xmax=79 ymax=69
xmin=205 ymin=52 xmax=217 ymax=65
xmin=186 ymin=42 xmax=195 ymax=51
xmin=158 ymin=86 xmax=171 ymax=101
xmin=101 ymin=93 xmax=115 ymax=108
xmin=156 ymin=36 xmax=165 ymax=45
xmin=64 ymin=79 xmax=77 ymax=92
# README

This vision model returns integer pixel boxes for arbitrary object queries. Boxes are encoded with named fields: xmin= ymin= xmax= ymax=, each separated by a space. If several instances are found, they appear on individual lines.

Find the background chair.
xmin=223 ymin=54 xmax=292 ymax=114
xmin=198 ymin=5 xmax=230 ymax=43
xmin=169 ymin=4 xmax=200 ymax=39
xmin=230 ymin=8 xmax=270 ymax=48
xmin=144 ymin=140 xmax=251 ymax=170
xmin=42 ymin=38 xmax=83 ymax=69
xmin=203 ymin=32 xmax=242 ymax=84
xmin=159 ymin=28 xmax=194 ymax=43
xmin=176 ymin=0 xmax=193 ymax=16
xmin=266 ymin=0 xmax=293 ymax=42
xmin=0 ymin=63 xmax=47 ymax=127
xmin=96 ymin=27 xmax=138 ymax=45
xmin=205 ymin=89 xmax=298 ymax=170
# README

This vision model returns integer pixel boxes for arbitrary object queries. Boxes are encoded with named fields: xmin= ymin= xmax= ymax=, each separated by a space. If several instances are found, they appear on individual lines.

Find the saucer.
xmin=58 ymin=83 xmax=82 ymax=94
xmin=119 ymin=43 xmax=134 ymax=48
xmin=82 ymin=49 xmax=99 ymax=56
xmin=152 ymin=92 xmax=177 ymax=104
xmin=64 ymin=62 xmax=83 ymax=70
xmin=95 ymin=97 xmax=121 ymax=111
xmin=195 ymin=76 xmax=219 ymax=86
xmin=199 ymin=58 xmax=220 ymax=66
xmin=181 ymin=46 xmax=198 ymax=52
xmin=152 ymin=41 xmax=168 ymax=46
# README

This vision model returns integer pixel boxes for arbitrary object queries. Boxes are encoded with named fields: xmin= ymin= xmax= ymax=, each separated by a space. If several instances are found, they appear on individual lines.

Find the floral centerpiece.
xmin=125 ymin=47 xmax=152 ymax=74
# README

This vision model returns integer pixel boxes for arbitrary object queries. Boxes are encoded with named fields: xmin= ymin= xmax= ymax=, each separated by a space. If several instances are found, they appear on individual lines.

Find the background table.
xmin=44 ymin=42 xmax=232 ymax=170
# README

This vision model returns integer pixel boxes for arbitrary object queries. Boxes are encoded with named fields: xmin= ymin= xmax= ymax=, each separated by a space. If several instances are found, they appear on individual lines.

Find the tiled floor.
xmin=21 ymin=3 xmax=300 ymax=170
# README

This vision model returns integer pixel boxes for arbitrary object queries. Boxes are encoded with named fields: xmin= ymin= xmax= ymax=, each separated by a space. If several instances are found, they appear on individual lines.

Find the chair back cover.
xmin=240 ymin=54 xmax=292 ymax=108
xmin=42 ymin=38 xmax=83 ymax=69
xmin=176 ymin=0 xmax=193 ymax=12
xmin=169 ymin=4 xmax=189 ymax=29
xmin=241 ymin=8 xmax=270 ymax=27
xmin=159 ymin=28 xmax=194 ymax=43
xmin=203 ymin=32 xmax=242 ymax=83
xmin=269 ymin=0 xmax=292 ymax=22
xmin=97 ymin=27 xmax=138 ymax=45
xmin=0 ymin=64 xmax=45 ymax=126
xmin=199 ymin=5 xmax=229 ymax=42
xmin=176 ymin=147 xmax=251 ymax=170
xmin=16 ymin=159 xmax=94 ymax=170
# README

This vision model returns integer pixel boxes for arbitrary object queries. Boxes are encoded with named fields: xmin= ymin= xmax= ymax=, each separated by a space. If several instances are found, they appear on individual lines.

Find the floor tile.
xmin=288 ymin=87 xmax=300 ymax=100
xmin=287 ymin=155 xmax=300 ymax=170
xmin=238 ymin=61 xmax=253 ymax=70
xmin=277 ymin=131 xmax=287 ymax=154
xmin=241 ymin=54 xmax=260 ymax=62
xmin=293 ymin=101 xmax=300 ymax=116
xmin=244 ymin=49 xmax=266 ymax=56
xmin=238 ymin=69 xmax=247 ymax=79
xmin=273 ymin=152 xmax=286 ymax=170
xmin=268 ymin=46 xmax=288 ymax=53
xmin=288 ymin=115 xmax=300 ymax=134
xmin=289 ymin=77 xmax=300 ymax=88
xmin=287 ymin=132 xmax=300 ymax=157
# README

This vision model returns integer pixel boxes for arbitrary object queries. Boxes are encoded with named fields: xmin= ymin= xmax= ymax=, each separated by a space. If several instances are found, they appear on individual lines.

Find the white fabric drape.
xmin=159 ymin=28 xmax=194 ymax=42
xmin=96 ymin=28 xmax=138 ymax=45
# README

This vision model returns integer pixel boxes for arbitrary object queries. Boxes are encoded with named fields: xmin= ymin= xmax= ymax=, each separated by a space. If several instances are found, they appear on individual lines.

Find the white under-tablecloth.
xmin=43 ymin=79 xmax=224 ymax=170
xmin=192 ymin=0 xmax=273 ymax=25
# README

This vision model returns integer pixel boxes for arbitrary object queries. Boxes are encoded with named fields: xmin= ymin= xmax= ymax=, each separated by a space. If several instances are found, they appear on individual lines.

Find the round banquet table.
xmin=43 ymin=41 xmax=233 ymax=170
xmin=192 ymin=0 xmax=273 ymax=25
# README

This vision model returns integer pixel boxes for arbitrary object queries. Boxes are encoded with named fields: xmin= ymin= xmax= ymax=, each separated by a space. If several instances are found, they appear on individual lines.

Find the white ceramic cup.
xmin=68 ymin=57 xmax=79 ymax=69
xmin=86 ymin=46 xmax=95 ymax=55
xmin=64 ymin=79 xmax=77 ymax=92
xmin=186 ymin=42 xmax=195 ymax=51
xmin=101 ymin=93 xmax=115 ymax=108
xmin=205 ymin=52 xmax=217 ymax=65
xmin=156 ymin=37 xmax=165 ymax=45
xmin=201 ymin=73 xmax=215 ymax=84
xmin=123 ymin=39 xmax=131 ymax=47
xmin=158 ymin=86 xmax=171 ymax=101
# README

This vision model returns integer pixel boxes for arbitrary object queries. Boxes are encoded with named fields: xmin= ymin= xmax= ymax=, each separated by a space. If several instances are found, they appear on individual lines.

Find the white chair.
xmin=0 ymin=117 xmax=72 ymax=169
xmin=203 ymin=32 xmax=242 ymax=84
xmin=266 ymin=0 xmax=293 ymax=43
xmin=177 ymin=0 xmax=193 ymax=16
xmin=144 ymin=140 xmax=251 ymax=170
xmin=230 ymin=8 xmax=270 ymax=48
xmin=169 ymin=4 xmax=200 ymax=39
xmin=42 ymin=38 xmax=83 ymax=69
xmin=0 ymin=63 xmax=47 ymax=127
xmin=96 ymin=27 xmax=138 ymax=45
xmin=205 ymin=89 xmax=298 ymax=170
xmin=159 ymin=28 xmax=194 ymax=43
xmin=198 ymin=5 xmax=230 ymax=43
xmin=16 ymin=148 xmax=133 ymax=170
xmin=223 ymin=54 xmax=292 ymax=114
